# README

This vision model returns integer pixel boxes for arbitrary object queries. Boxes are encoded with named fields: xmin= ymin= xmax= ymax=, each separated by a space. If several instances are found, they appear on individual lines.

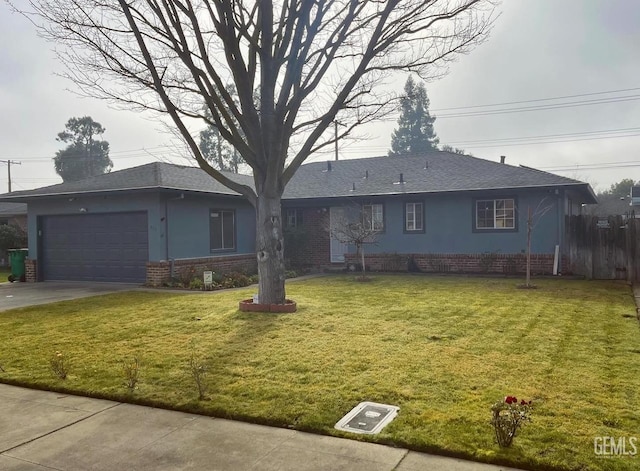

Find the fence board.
xmin=565 ymin=215 xmax=639 ymax=281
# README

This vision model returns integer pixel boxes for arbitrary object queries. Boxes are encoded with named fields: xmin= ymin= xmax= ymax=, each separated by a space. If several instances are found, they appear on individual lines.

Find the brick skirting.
xmin=25 ymin=258 xmax=37 ymax=282
xmin=345 ymin=252 xmax=561 ymax=275
xmin=146 ymin=254 xmax=257 ymax=287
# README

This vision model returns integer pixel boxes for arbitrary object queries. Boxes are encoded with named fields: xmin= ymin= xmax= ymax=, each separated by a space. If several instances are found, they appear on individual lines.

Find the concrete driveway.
xmin=0 ymin=281 xmax=139 ymax=312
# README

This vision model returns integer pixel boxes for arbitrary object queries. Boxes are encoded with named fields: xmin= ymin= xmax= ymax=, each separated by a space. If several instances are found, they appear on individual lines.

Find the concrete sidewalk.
xmin=0 ymin=384 xmax=521 ymax=471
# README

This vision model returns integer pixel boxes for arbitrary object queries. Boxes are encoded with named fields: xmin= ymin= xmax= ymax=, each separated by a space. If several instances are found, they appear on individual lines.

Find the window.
xmin=0 ymin=218 xmax=8 ymax=226
xmin=405 ymin=202 xmax=424 ymax=232
xmin=362 ymin=204 xmax=384 ymax=231
xmin=476 ymin=199 xmax=515 ymax=229
xmin=210 ymin=209 xmax=235 ymax=251
xmin=285 ymin=209 xmax=304 ymax=228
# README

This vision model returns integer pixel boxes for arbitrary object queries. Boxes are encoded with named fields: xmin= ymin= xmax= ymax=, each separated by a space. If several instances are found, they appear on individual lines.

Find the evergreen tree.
xmin=199 ymin=85 xmax=244 ymax=173
xmin=389 ymin=77 xmax=439 ymax=156
xmin=199 ymin=110 xmax=243 ymax=173
xmin=53 ymin=116 xmax=112 ymax=182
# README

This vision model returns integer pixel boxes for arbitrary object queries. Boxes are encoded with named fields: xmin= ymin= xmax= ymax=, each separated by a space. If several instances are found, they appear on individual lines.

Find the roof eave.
xmin=0 ymin=185 xmax=243 ymax=202
xmin=283 ymin=182 xmax=598 ymax=202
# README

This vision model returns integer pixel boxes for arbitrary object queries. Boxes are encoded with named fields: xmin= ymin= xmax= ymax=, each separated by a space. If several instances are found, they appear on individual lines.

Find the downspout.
xmin=557 ymin=190 xmax=564 ymax=273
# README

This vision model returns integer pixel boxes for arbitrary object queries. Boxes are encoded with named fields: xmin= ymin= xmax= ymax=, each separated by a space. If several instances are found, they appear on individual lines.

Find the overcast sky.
xmin=1 ymin=0 xmax=639 ymax=195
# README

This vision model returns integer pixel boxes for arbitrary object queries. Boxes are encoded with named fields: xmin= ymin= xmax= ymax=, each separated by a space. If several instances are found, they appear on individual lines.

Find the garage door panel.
xmin=41 ymin=212 xmax=148 ymax=283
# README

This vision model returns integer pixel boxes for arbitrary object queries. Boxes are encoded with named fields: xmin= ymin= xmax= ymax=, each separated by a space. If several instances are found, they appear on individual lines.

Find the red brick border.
xmin=146 ymin=254 xmax=257 ymax=287
xmin=345 ymin=253 xmax=562 ymax=275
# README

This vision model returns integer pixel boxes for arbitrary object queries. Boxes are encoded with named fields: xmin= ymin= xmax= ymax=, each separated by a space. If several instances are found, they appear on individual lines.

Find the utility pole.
xmin=0 ymin=159 xmax=21 ymax=193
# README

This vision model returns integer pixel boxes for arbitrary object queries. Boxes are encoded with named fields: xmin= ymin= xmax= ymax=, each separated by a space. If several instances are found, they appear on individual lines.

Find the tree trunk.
xmin=255 ymin=193 xmax=286 ymax=304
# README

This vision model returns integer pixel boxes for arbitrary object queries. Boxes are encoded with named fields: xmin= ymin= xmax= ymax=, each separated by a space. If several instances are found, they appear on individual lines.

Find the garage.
xmin=40 ymin=212 xmax=148 ymax=283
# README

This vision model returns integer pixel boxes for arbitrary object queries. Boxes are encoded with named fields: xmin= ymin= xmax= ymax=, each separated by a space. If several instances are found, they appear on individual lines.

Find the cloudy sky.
xmin=1 ymin=0 xmax=639 ymax=195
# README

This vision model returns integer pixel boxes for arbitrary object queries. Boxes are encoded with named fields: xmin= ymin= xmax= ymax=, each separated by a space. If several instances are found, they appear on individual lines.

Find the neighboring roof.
xmin=282 ymin=153 xmax=596 ymax=202
xmin=583 ymin=194 xmax=633 ymax=216
xmin=0 ymin=152 xmax=597 ymax=203
xmin=0 ymin=202 xmax=27 ymax=216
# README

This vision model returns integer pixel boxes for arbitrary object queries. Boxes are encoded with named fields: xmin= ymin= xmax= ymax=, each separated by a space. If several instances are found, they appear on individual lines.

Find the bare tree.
xmin=18 ymin=0 xmax=496 ymax=304
xmin=328 ymin=203 xmax=381 ymax=279
xmin=524 ymin=199 xmax=554 ymax=287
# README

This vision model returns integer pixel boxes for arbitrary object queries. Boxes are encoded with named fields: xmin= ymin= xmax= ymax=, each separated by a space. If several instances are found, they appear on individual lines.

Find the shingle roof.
xmin=0 ymin=202 xmax=27 ymax=215
xmin=0 ymin=162 xmax=253 ymax=199
xmin=282 ymin=152 xmax=594 ymax=200
xmin=0 ymin=152 xmax=596 ymax=203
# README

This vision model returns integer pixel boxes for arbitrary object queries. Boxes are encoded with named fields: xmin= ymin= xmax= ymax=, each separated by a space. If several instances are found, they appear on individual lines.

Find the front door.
xmin=330 ymin=206 xmax=348 ymax=263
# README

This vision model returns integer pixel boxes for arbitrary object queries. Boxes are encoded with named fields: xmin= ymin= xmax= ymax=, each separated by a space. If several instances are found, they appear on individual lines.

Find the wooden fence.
xmin=565 ymin=215 xmax=640 ymax=281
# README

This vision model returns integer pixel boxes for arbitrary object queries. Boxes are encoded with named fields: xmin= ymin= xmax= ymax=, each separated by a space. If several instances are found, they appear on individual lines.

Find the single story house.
xmin=0 ymin=152 xmax=596 ymax=284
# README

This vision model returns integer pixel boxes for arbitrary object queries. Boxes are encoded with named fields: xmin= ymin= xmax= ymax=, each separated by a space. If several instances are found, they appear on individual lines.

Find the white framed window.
xmin=362 ymin=204 xmax=384 ymax=231
xmin=476 ymin=199 xmax=515 ymax=229
xmin=405 ymin=202 xmax=424 ymax=232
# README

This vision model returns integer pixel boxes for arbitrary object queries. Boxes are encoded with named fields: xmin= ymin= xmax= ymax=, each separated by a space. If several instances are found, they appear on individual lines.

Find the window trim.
xmin=284 ymin=208 xmax=304 ymax=229
xmin=209 ymin=208 xmax=237 ymax=252
xmin=472 ymin=197 xmax=518 ymax=233
xmin=361 ymin=202 xmax=385 ymax=233
xmin=403 ymin=201 xmax=425 ymax=233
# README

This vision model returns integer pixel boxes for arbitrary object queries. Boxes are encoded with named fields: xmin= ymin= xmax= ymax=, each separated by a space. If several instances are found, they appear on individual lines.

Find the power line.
xmin=540 ymin=160 xmax=640 ymax=172
xmin=436 ymin=95 xmax=640 ymax=119
xmin=430 ymin=86 xmax=640 ymax=112
xmin=445 ymin=126 xmax=640 ymax=145
xmin=318 ymin=124 xmax=640 ymax=161
xmin=0 ymin=145 xmax=179 ymax=162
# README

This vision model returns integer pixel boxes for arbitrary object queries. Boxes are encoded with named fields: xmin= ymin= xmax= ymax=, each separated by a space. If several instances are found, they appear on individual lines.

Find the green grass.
xmin=0 ymin=275 xmax=639 ymax=471
xmin=0 ymin=266 xmax=10 ymax=280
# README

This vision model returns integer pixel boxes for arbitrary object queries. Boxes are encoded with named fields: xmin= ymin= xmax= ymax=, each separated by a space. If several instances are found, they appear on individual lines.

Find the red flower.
xmin=505 ymin=396 xmax=515 ymax=404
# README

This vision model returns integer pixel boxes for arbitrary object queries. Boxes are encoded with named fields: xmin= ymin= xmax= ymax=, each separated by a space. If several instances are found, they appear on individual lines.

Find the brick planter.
xmin=239 ymin=299 xmax=297 ymax=313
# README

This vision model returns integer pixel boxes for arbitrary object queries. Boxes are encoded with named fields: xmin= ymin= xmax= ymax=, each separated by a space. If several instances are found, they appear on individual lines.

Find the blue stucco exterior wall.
xmin=323 ymin=188 xmax=565 ymax=256
xmin=164 ymin=193 xmax=255 ymax=259
xmin=26 ymin=191 xmax=256 ymax=264
xmin=26 ymin=192 xmax=165 ymax=261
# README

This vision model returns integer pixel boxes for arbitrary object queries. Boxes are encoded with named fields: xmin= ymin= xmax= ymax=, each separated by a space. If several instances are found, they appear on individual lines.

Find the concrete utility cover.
xmin=334 ymin=402 xmax=399 ymax=434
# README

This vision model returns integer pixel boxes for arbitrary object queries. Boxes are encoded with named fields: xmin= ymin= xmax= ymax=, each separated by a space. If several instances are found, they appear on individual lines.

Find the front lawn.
xmin=0 ymin=276 xmax=638 ymax=470
xmin=0 ymin=266 xmax=10 ymax=281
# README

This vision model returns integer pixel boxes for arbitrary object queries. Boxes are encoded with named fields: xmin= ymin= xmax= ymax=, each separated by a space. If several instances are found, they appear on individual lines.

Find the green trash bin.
xmin=8 ymin=248 xmax=28 ymax=282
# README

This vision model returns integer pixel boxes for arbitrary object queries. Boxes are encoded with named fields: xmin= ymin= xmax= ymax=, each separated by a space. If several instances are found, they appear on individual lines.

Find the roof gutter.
xmin=0 ymin=185 xmax=244 ymax=202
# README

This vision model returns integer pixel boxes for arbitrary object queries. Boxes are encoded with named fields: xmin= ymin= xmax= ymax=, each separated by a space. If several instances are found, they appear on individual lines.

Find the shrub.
xmin=189 ymin=343 xmax=209 ymax=400
xmin=0 ymin=224 xmax=27 ymax=251
xmin=178 ymin=267 xmax=197 ymax=286
xmin=49 ymin=351 xmax=69 ymax=380
xmin=490 ymin=396 xmax=533 ymax=447
xmin=248 ymin=274 xmax=259 ymax=284
xmin=221 ymin=272 xmax=251 ymax=289
xmin=122 ymin=357 xmax=141 ymax=391
xmin=189 ymin=277 xmax=204 ymax=290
